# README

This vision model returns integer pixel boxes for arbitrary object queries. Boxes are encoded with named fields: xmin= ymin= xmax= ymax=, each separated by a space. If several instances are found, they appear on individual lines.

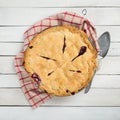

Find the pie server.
xmin=84 ymin=32 xmax=110 ymax=94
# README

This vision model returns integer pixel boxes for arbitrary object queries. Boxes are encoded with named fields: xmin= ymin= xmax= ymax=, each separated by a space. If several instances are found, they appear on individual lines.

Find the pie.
xmin=24 ymin=25 xmax=97 ymax=96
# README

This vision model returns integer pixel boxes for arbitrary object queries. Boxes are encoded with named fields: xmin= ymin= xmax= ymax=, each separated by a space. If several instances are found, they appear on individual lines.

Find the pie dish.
xmin=24 ymin=25 xmax=97 ymax=96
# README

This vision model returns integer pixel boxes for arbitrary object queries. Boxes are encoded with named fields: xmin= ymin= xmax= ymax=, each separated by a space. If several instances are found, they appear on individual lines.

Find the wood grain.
xmin=0 ymin=0 xmax=120 ymax=7
xmin=0 ymin=8 xmax=120 ymax=25
xmin=0 ymin=88 xmax=120 ymax=106
xmin=0 ymin=107 xmax=120 ymax=120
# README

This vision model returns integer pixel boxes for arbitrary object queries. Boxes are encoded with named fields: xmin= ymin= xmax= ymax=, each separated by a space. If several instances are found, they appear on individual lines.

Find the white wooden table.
xmin=0 ymin=0 xmax=120 ymax=120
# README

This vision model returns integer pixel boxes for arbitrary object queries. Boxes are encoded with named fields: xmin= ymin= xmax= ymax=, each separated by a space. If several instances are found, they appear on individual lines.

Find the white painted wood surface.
xmin=0 ymin=8 xmax=120 ymax=25
xmin=0 ymin=107 xmax=120 ymax=120
xmin=0 ymin=0 xmax=120 ymax=7
xmin=0 ymin=88 xmax=120 ymax=106
xmin=1 ymin=26 xmax=120 ymax=42
xmin=0 ymin=0 xmax=120 ymax=120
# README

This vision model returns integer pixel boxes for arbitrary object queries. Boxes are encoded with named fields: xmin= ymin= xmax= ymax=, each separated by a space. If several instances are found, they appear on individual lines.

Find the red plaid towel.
xmin=15 ymin=11 xmax=100 ymax=108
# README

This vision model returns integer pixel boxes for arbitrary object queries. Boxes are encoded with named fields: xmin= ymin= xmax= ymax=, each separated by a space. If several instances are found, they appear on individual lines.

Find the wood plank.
xmin=0 ymin=56 xmax=120 ymax=74
xmin=97 ymin=57 xmax=120 ymax=74
xmin=0 ymin=8 xmax=120 ymax=25
xmin=0 ymin=57 xmax=16 ymax=74
xmin=0 ymin=75 xmax=20 ymax=87
xmin=0 ymin=43 xmax=23 ymax=55
xmin=0 ymin=107 xmax=120 ymax=120
xmin=0 ymin=42 xmax=119 ymax=56
xmin=0 ymin=0 xmax=120 ymax=7
xmin=0 ymin=27 xmax=26 ymax=42
xmin=0 ymin=74 xmax=120 ymax=88
xmin=108 ymin=43 xmax=120 ymax=56
xmin=92 ymin=75 xmax=120 ymax=88
xmin=0 ymin=88 xmax=120 ymax=106
xmin=0 ymin=26 xmax=119 ymax=42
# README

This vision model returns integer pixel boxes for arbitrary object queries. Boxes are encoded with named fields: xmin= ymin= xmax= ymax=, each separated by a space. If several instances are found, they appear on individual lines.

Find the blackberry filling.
xmin=66 ymin=89 xmax=69 ymax=93
xmin=40 ymin=56 xmax=56 ymax=61
xmin=72 ymin=46 xmax=87 ymax=61
xmin=71 ymin=92 xmax=75 ymax=95
xmin=66 ymin=90 xmax=75 ymax=95
xmin=69 ymin=70 xmax=81 ymax=73
xmin=48 ymin=71 xmax=54 ymax=76
xmin=29 ymin=46 xmax=33 ymax=49
xmin=23 ymin=61 xmax=25 ymax=66
xmin=76 ymin=70 xmax=81 ymax=73
xmin=69 ymin=70 xmax=75 ymax=72
xmin=31 ymin=73 xmax=41 ymax=84
xmin=62 ymin=36 xmax=66 ymax=53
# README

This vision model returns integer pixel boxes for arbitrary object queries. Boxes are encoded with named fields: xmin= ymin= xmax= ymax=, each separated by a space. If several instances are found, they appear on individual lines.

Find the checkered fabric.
xmin=15 ymin=11 xmax=100 ymax=108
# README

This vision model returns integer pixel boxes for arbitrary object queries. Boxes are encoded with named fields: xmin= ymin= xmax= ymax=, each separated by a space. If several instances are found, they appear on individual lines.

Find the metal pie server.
xmin=84 ymin=32 xmax=110 ymax=94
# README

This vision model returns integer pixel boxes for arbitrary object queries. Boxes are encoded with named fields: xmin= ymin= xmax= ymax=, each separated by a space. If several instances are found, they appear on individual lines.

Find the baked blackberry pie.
xmin=24 ymin=25 xmax=97 ymax=96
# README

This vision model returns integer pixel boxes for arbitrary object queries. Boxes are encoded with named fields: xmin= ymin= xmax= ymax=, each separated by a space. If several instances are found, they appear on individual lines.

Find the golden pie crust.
xmin=24 ymin=25 xmax=97 ymax=96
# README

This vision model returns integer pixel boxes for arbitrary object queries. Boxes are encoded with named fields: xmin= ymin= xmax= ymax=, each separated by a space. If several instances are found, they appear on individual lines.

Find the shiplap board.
xmin=0 ymin=42 xmax=119 ymax=56
xmin=0 ymin=75 xmax=20 ymax=87
xmin=0 ymin=74 xmax=120 ymax=88
xmin=0 ymin=107 xmax=120 ymax=120
xmin=0 ymin=8 xmax=120 ymax=25
xmin=0 ymin=43 xmax=23 ymax=55
xmin=0 ymin=56 xmax=120 ymax=74
xmin=0 ymin=26 xmax=120 ymax=42
xmin=0 ymin=0 xmax=120 ymax=7
xmin=0 ymin=27 xmax=26 ymax=42
xmin=108 ymin=43 xmax=120 ymax=56
xmin=0 ymin=88 xmax=120 ymax=106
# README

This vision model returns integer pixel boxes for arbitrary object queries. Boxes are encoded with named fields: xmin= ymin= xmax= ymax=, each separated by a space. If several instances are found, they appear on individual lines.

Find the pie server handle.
xmin=84 ymin=70 xmax=96 ymax=94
